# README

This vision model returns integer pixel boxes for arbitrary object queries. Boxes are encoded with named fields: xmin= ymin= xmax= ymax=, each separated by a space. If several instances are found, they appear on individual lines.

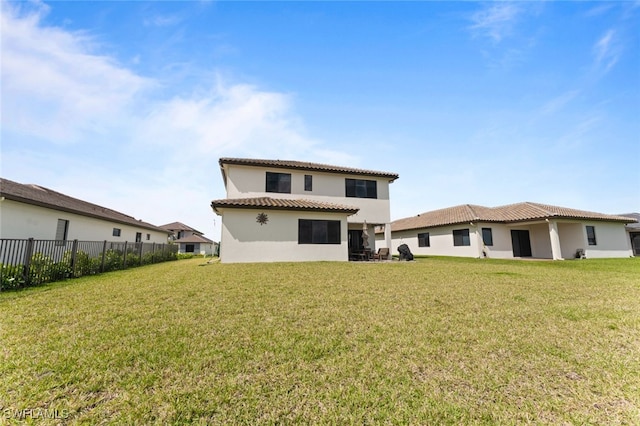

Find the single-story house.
xmin=376 ymin=202 xmax=637 ymax=260
xmin=160 ymin=221 xmax=218 ymax=256
xmin=0 ymin=177 xmax=171 ymax=243
xmin=621 ymin=213 xmax=640 ymax=256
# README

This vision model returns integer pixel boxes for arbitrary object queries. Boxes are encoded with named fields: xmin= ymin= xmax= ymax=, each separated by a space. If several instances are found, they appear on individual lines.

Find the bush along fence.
xmin=0 ymin=239 xmax=179 ymax=291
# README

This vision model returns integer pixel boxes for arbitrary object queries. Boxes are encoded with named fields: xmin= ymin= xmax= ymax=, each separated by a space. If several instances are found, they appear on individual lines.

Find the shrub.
xmin=103 ymin=250 xmax=123 ymax=272
xmin=1 ymin=263 xmax=24 ymax=290
xmin=72 ymin=250 xmax=101 ymax=277
xmin=28 ymin=252 xmax=70 ymax=284
xmin=126 ymin=253 xmax=140 ymax=268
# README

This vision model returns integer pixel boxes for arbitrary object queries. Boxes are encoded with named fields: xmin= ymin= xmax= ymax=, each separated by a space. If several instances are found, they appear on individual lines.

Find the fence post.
xmin=101 ymin=240 xmax=107 ymax=272
xmin=152 ymin=242 xmax=156 ymax=264
xmin=138 ymin=242 xmax=143 ymax=266
xmin=123 ymin=242 xmax=128 ymax=269
xmin=71 ymin=239 xmax=79 ymax=278
xmin=22 ymin=238 xmax=35 ymax=287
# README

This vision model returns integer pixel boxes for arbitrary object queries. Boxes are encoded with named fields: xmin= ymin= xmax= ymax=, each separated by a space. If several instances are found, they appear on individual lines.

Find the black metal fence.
xmin=0 ymin=239 xmax=179 ymax=291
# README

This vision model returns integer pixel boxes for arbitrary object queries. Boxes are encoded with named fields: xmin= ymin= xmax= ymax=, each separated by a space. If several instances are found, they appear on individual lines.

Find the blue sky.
xmin=2 ymin=1 xmax=639 ymax=240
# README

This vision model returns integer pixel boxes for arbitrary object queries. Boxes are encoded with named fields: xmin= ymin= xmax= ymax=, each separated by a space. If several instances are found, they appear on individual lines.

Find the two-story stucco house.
xmin=211 ymin=158 xmax=399 ymax=263
xmin=378 ymin=202 xmax=636 ymax=260
xmin=160 ymin=221 xmax=218 ymax=256
xmin=0 ymin=177 xmax=171 ymax=243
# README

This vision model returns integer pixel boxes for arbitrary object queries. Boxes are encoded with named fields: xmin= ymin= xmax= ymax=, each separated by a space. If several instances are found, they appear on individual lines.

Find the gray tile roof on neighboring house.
xmin=211 ymin=197 xmax=359 ymax=215
xmin=389 ymin=202 xmax=638 ymax=233
xmin=160 ymin=221 xmax=204 ymax=235
xmin=620 ymin=213 xmax=640 ymax=230
xmin=0 ymin=177 xmax=170 ymax=234
xmin=219 ymin=157 xmax=399 ymax=181
xmin=174 ymin=234 xmax=214 ymax=244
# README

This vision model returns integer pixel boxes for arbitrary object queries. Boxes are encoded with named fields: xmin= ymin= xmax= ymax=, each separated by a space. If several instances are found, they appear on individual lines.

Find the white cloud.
xmin=540 ymin=90 xmax=581 ymax=116
xmin=469 ymin=3 xmax=520 ymax=43
xmin=134 ymin=80 xmax=316 ymax=158
xmin=1 ymin=2 xmax=152 ymax=144
xmin=593 ymin=29 xmax=620 ymax=73
xmin=144 ymin=14 xmax=182 ymax=27
xmin=0 ymin=1 xmax=357 ymax=239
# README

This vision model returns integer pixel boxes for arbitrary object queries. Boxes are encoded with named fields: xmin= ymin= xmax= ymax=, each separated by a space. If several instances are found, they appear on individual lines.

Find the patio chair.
xmin=373 ymin=247 xmax=389 ymax=261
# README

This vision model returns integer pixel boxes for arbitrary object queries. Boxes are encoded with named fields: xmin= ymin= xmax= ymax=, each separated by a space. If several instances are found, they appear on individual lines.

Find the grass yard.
xmin=1 ymin=257 xmax=639 ymax=425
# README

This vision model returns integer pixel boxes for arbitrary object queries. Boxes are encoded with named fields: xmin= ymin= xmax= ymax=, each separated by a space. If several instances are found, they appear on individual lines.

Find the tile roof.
xmin=390 ymin=202 xmax=638 ymax=232
xmin=174 ymin=234 xmax=215 ymax=244
xmin=219 ymin=157 xmax=399 ymax=181
xmin=211 ymin=197 xmax=359 ymax=215
xmin=160 ymin=221 xmax=203 ymax=234
xmin=621 ymin=213 xmax=640 ymax=230
xmin=0 ymin=177 xmax=170 ymax=234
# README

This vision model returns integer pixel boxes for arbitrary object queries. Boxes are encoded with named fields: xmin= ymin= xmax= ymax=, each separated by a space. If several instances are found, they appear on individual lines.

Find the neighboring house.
xmin=0 ymin=178 xmax=171 ymax=243
xmin=376 ymin=202 xmax=636 ymax=260
xmin=160 ymin=221 xmax=218 ymax=256
xmin=620 ymin=213 xmax=640 ymax=256
xmin=211 ymin=158 xmax=399 ymax=263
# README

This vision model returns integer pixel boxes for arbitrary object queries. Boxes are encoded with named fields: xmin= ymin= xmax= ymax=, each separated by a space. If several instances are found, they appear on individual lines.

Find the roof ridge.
xmin=465 ymin=204 xmax=483 ymax=220
xmin=522 ymin=201 xmax=556 ymax=216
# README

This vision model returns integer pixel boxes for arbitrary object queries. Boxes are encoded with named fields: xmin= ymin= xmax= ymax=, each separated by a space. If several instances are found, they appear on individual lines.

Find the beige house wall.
xmin=224 ymin=164 xmax=392 ymax=225
xmin=219 ymin=208 xmax=350 ymax=263
xmin=382 ymin=220 xmax=632 ymax=260
xmin=0 ymin=199 xmax=169 ymax=244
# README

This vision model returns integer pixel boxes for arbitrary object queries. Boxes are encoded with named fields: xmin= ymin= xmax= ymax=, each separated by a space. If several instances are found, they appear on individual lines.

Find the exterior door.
xmin=631 ymin=233 xmax=640 ymax=256
xmin=511 ymin=230 xmax=532 ymax=257
xmin=348 ymin=230 xmax=363 ymax=252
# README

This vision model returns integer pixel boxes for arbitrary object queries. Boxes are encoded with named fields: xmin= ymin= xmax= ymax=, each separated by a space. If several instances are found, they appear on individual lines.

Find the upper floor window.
xmin=113 ymin=228 xmax=121 ymax=237
xmin=146 ymin=234 xmax=151 ymax=241
xmin=136 ymin=232 xmax=142 ymax=243
xmin=453 ymin=229 xmax=470 ymax=246
xmin=345 ymin=178 xmax=377 ymax=199
xmin=586 ymin=226 xmax=597 ymax=245
xmin=418 ymin=232 xmax=430 ymax=247
xmin=482 ymin=228 xmax=493 ymax=246
xmin=304 ymin=175 xmax=313 ymax=191
xmin=266 ymin=172 xmax=291 ymax=193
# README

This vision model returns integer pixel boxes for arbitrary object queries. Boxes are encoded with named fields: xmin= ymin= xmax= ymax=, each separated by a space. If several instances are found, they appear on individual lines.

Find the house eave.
xmin=2 ymin=194 xmax=171 ymax=235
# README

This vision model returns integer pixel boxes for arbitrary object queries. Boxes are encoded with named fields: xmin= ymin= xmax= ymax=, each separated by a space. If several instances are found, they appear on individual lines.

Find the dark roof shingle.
xmin=0 ymin=178 xmax=170 ymax=234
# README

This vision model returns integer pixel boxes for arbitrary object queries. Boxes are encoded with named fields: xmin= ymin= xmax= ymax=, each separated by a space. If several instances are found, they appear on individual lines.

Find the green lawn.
xmin=2 ymin=257 xmax=639 ymax=424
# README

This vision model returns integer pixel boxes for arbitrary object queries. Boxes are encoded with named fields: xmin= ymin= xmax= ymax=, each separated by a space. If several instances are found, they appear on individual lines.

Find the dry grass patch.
xmin=1 ymin=257 xmax=639 ymax=424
